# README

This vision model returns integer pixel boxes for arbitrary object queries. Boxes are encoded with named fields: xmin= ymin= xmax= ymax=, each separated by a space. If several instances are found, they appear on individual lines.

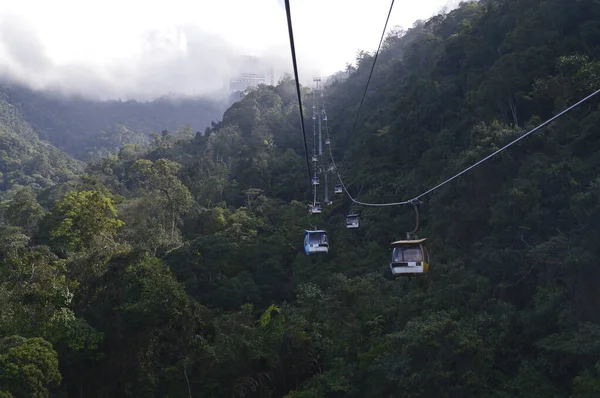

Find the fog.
xmin=0 ymin=13 xmax=310 ymax=101
xmin=0 ymin=0 xmax=458 ymax=101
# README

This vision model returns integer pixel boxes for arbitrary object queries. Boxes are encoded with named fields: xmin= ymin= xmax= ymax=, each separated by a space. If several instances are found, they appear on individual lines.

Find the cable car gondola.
xmin=325 ymin=138 xmax=330 ymax=145
xmin=346 ymin=214 xmax=359 ymax=229
xmin=309 ymin=202 xmax=322 ymax=214
xmin=389 ymin=238 xmax=429 ymax=275
xmin=334 ymin=184 xmax=343 ymax=194
xmin=312 ymin=176 xmax=320 ymax=185
xmin=304 ymin=230 xmax=329 ymax=254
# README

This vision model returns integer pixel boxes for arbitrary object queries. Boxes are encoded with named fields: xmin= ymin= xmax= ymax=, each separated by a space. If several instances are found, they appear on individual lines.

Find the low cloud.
xmin=0 ymin=13 xmax=319 ymax=101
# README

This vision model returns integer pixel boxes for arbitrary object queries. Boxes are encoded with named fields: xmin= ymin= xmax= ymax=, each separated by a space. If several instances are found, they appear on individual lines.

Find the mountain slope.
xmin=4 ymin=0 xmax=600 ymax=397
xmin=0 ymin=83 xmax=227 ymax=160
xmin=0 ymin=88 xmax=83 ymax=198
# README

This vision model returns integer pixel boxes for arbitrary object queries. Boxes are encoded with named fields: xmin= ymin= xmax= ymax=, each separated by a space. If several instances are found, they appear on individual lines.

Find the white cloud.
xmin=0 ymin=0 xmax=457 ymax=100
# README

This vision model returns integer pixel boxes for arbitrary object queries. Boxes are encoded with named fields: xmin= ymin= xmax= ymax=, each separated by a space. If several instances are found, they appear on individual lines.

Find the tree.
xmin=4 ymin=187 xmax=46 ymax=235
xmin=49 ymin=190 xmax=124 ymax=253
xmin=0 ymin=226 xmax=29 ymax=258
xmin=0 ymin=336 xmax=62 ymax=398
xmin=129 ymin=159 xmax=192 ymax=247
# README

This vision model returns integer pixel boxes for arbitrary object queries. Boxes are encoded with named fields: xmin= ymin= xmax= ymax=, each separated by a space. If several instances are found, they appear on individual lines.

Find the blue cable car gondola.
xmin=304 ymin=230 xmax=329 ymax=254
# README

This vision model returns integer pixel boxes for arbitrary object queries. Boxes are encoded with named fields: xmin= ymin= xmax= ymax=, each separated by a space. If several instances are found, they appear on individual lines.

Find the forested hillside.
xmin=3 ymin=0 xmax=600 ymax=396
xmin=0 ymin=83 xmax=227 ymax=160
xmin=0 ymin=89 xmax=83 ymax=200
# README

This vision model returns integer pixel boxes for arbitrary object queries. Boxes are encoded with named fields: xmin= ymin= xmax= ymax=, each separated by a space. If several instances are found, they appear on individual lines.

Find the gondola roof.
xmin=390 ymin=238 xmax=427 ymax=246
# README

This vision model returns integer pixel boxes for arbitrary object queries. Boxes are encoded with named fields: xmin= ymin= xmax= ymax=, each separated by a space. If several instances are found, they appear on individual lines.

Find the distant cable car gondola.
xmin=334 ymin=184 xmax=343 ymax=194
xmin=304 ymin=230 xmax=329 ymax=254
xmin=346 ymin=214 xmax=359 ymax=229
xmin=325 ymin=138 xmax=330 ymax=145
xmin=312 ymin=176 xmax=320 ymax=185
xmin=389 ymin=238 xmax=429 ymax=275
xmin=309 ymin=202 xmax=322 ymax=214
xmin=312 ymin=155 xmax=318 ymax=162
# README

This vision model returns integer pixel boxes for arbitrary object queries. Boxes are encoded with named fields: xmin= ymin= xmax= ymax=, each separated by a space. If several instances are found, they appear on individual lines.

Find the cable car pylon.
xmin=309 ymin=84 xmax=321 ymax=215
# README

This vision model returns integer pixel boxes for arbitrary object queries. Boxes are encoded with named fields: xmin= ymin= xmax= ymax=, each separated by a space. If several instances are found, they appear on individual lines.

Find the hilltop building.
xmin=228 ymin=55 xmax=275 ymax=102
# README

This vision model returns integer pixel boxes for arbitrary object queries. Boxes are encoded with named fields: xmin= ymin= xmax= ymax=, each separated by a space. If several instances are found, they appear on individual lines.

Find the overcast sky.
xmin=0 ymin=0 xmax=458 ymax=100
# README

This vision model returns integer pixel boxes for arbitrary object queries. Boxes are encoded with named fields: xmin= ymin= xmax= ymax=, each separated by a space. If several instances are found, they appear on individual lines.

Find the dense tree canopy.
xmin=2 ymin=0 xmax=600 ymax=396
xmin=0 ymin=84 xmax=226 ymax=161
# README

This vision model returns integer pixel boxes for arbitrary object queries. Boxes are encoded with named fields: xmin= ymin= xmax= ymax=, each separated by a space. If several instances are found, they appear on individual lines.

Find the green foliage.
xmin=0 ymin=336 xmax=61 ymax=398
xmin=43 ymin=308 xmax=103 ymax=357
xmin=49 ymin=190 xmax=124 ymax=252
xmin=4 ymin=0 xmax=600 ymax=396
xmin=3 ymin=187 xmax=46 ymax=235
xmin=127 ymin=158 xmax=192 ymax=252
xmin=1 ymin=85 xmax=225 ymax=160
xmin=0 ymin=90 xmax=83 ymax=199
xmin=75 ymin=252 xmax=207 ymax=397
xmin=572 ymin=361 xmax=600 ymax=398
xmin=0 ymin=226 xmax=29 ymax=257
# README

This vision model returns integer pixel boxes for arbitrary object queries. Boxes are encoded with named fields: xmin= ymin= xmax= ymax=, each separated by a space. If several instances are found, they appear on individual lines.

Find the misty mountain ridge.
xmin=0 ymin=56 xmax=347 ymax=162
xmin=0 ymin=86 xmax=83 ymax=199
xmin=0 ymin=80 xmax=229 ymax=160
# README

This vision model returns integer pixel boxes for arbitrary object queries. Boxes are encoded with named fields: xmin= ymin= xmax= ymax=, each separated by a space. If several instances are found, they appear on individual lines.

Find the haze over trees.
xmin=2 ymin=0 xmax=600 ymax=396
xmin=0 ymin=83 xmax=227 ymax=160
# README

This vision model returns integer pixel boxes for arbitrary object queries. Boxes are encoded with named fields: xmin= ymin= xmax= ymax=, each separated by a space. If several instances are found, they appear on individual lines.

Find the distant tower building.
xmin=228 ymin=55 xmax=275 ymax=102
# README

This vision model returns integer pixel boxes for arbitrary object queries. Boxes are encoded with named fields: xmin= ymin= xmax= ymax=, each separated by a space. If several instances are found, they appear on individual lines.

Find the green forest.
xmin=2 ymin=0 xmax=600 ymax=396
xmin=0 ymin=84 xmax=226 ymax=161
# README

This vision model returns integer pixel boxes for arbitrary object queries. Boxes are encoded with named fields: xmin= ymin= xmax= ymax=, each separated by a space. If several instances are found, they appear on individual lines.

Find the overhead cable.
xmin=331 ymin=0 xmax=396 ymax=186
xmin=284 ymin=0 xmax=312 ymax=189
xmin=350 ymin=0 xmax=395 ymax=136
xmin=331 ymin=87 xmax=600 ymax=206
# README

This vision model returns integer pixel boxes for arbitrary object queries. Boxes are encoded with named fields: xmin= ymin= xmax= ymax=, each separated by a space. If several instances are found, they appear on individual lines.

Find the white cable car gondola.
xmin=334 ymin=184 xmax=343 ymax=194
xmin=325 ymin=138 xmax=330 ymax=145
xmin=309 ymin=202 xmax=322 ymax=214
xmin=389 ymin=238 xmax=429 ymax=276
xmin=304 ymin=230 xmax=329 ymax=254
xmin=312 ymin=176 xmax=320 ymax=185
xmin=346 ymin=214 xmax=359 ymax=229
